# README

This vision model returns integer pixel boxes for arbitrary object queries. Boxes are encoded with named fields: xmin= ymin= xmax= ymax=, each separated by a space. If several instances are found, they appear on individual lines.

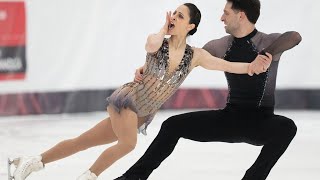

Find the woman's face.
xmin=168 ymin=5 xmax=194 ymax=36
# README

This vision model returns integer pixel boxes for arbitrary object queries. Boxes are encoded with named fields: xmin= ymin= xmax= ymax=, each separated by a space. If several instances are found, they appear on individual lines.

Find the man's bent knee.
xmin=286 ymin=119 xmax=297 ymax=138
xmin=161 ymin=115 xmax=183 ymax=130
xmin=278 ymin=118 xmax=297 ymax=140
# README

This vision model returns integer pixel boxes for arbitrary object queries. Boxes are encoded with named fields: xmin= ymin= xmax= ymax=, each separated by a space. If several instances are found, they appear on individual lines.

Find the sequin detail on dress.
xmin=106 ymin=39 xmax=194 ymax=135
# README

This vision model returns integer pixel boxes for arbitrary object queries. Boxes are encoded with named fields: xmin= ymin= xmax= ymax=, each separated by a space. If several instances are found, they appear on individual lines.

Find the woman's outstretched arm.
xmin=193 ymin=48 xmax=272 ymax=76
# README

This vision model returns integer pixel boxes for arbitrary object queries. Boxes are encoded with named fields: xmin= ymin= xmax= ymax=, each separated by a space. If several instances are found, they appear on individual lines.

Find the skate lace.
xmin=21 ymin=159 xmax=42 ymax=179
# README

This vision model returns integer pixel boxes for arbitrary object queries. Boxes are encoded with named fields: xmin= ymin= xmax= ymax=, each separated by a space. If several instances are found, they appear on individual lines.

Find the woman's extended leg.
xmin=12 ymin=117 xmax=118 ymax=180
xmin=41 ymin=117 xmax=118 ymax=164
xmin=89 ymin=106 xmax=138 ymax=176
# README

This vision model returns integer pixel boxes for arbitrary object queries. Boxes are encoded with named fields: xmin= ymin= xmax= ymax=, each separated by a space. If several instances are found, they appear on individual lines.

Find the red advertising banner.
xmin=0 ymin=1 xmax=26 ymax=81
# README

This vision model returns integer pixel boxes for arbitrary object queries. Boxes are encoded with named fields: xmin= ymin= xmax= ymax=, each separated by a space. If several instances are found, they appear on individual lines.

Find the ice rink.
xmin=0 ymin=110 xmax=319 ymax=180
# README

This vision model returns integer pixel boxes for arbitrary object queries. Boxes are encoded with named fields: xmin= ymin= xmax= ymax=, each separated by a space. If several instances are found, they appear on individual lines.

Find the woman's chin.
xmin=167 ymin=31 xmax=176 ymax=36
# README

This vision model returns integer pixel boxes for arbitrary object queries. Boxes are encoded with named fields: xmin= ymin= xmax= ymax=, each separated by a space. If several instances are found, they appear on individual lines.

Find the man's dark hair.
xmin=227 ymin=0 xmax=261 ymax=24
xmin=184 ymin=3 xmax=201 ymax=35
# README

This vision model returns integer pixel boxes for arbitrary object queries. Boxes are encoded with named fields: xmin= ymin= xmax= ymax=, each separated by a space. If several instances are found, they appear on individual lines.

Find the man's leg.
xmin=120 ymin=109 xmax=239 ymax=179
xmin=242 ymin=115 xmax=297 ymax=180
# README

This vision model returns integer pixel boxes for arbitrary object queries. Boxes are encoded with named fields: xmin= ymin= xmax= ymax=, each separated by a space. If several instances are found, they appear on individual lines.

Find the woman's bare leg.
xmin=89 ymin=106 xmax=138 ymax=176
xmin=41 ymin=117 xmax=117 ymax=164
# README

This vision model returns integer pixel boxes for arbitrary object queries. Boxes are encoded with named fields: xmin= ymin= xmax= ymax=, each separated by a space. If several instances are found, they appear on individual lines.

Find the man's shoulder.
xmin=202 ymin=35 xmax=233 ymax=57
xmin=203 ymin=35 xmax=232 ymax=50
xmin=206 ymin=35 xmax=233 ymax=45
xmin=255 ymin=31 xmax=281 ymax=41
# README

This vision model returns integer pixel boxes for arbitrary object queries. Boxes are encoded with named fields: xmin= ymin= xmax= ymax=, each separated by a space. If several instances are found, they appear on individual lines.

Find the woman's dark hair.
xmin=183 ymin=3 xmax=201 ymax=36
xmin=227 ymin=0 xmax=260 ymax=24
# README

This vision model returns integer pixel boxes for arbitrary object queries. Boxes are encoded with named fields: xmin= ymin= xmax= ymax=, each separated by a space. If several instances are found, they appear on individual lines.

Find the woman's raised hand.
xmin=161 ymin=11 xmax=172 ymax=35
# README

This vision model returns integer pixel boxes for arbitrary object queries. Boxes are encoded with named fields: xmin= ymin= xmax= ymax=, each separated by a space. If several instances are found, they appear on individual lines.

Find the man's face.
xmin=220 ymin=2 xmax=241 ymax=35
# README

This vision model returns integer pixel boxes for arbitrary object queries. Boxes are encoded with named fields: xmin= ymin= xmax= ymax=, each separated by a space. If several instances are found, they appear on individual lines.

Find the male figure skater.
xmin=115 ymin=0 xmax=302 ymax=179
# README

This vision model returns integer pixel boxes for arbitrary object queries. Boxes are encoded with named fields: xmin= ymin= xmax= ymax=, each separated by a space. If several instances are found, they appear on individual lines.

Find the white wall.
xmin=0 ymin=0 xmax=318 ymax=93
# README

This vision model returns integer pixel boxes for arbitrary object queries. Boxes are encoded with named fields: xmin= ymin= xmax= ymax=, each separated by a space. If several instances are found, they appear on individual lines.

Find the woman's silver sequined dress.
xmin=106 ymin=39 xmax=194 ymax=135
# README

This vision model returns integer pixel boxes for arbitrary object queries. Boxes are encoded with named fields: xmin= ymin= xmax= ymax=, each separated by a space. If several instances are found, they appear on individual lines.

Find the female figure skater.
xmin=9 ymin=3 xmax=271 ymax=180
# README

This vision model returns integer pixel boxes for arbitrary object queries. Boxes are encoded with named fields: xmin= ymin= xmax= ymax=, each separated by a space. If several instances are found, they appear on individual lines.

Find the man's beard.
xmin=225 ymin=26 xmax=231 ymax=34
xmin=225 ymin=25 xmax=237 ymax=35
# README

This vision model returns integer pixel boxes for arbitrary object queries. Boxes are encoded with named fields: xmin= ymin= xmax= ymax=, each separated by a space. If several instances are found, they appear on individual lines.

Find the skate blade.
xmin=8 ymin=158 xmax=13 ymax=180
xmin=8 ymin=158 xmax=19 ymax=180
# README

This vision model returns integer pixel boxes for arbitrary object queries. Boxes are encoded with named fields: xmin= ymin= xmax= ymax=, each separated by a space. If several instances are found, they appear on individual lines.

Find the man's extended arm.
xmin=261 ymin=31 xmax=302 ymax=56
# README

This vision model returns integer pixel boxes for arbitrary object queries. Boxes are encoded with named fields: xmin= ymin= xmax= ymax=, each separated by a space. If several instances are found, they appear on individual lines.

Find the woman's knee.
xmin=117 ymin=140 xmax=137 ymax=153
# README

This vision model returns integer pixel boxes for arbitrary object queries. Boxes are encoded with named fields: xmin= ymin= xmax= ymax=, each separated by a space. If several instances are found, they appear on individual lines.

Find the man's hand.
xmin=134 ymin=67 xmax=144 ymax=82
xmin=248 ymin=52 xmax=272 ymax=76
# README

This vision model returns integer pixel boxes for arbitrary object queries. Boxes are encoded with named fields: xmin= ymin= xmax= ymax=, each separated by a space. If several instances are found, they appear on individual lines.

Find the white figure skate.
xmin=77 ymin=170 xmax=98 ymax=180
xmin=8 ymin=156 xmax=44 ymax=180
